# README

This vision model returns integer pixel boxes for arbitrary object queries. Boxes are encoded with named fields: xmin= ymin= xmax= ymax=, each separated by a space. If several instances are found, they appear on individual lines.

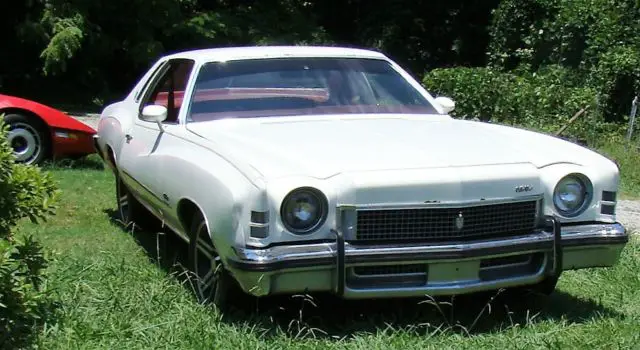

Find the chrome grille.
xmin=354 ymin=200 xmax=538 ymax=242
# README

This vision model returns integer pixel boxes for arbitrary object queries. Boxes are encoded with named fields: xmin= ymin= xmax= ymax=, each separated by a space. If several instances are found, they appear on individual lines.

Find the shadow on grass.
xmin=43 ymin=154 xmax=105 ymax=171
xmin=104 ymin=208 xmax=624 ymax=339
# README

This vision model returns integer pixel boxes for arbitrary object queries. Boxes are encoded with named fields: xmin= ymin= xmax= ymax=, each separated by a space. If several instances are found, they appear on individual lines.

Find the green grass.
xmin=12 ymin=155 xmax=640 ymax=349
xmin=596 ymin=140 xmax=640 ymax=199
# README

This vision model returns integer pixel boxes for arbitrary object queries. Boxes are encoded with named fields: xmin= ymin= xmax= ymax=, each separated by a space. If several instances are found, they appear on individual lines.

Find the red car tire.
xmin=3 ymin=112 xmax=50 ymax=165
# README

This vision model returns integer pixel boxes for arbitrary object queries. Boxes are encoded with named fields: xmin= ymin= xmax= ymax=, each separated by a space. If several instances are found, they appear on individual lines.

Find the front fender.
xmin=539 ymin=162 xmax=620 ymax=224
xmin=157 ymin=133 xmax=263 ymax=266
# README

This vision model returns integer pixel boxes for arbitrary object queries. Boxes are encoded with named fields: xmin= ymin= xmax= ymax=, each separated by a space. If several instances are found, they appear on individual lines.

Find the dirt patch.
xmin=616 ymin=200 xmax=640 ymax=232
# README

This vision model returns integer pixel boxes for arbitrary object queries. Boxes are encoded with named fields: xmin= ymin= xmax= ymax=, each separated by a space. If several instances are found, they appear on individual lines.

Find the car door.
xmin=118 ymin=58 xmax=196 ymax=213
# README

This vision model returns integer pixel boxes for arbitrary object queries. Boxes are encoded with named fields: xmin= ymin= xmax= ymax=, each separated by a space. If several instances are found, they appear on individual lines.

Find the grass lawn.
xmin=596 ymin=140 xmax=640 ymax=199
xmin=13 ymin=155 xmax=640 ymax=349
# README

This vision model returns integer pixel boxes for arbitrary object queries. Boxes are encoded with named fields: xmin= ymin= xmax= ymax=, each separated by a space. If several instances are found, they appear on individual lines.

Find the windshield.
xmin=187 ymin=57 xmax=438 ymax=122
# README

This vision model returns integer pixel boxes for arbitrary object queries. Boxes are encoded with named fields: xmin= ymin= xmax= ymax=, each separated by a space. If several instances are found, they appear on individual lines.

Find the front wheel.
xmin=3 ymin=113 xmax=50 ymax=165
xmin=188 ymin=210 xmax=242 ymax=311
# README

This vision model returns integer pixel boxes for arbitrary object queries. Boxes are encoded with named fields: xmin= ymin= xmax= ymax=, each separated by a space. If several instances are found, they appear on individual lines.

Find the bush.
xmin=487 ymin=0 xmax=640 ymax=122
xmin=422 ymin=66 xmax=616 ymax=142
xmin=0 ymin=118 xmax=58 ymax=348
xmin=489 ymin=0 xmax=639 ymax=70
xmin=588 ymin=47 xmax=640 ymax=122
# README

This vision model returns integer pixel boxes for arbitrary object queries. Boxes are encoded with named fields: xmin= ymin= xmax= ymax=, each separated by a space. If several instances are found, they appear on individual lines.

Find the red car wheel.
xmin=3 ymin=113 xmax=50 ymax=165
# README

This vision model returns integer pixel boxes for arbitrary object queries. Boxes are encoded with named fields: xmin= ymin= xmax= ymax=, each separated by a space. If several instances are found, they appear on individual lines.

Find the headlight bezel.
xmin=280 ymin=187 xmax=328 ymax=234
xmin=553 ymin=173 xmax=593 ymax=218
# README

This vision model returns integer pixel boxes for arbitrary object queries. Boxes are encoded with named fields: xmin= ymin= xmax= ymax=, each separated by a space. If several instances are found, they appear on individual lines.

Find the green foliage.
xmin=489 ymin=0 xmax=639 ymax=69
xmin=0 ymin=123 xmax=59 ymax=238
xmin=588 ymin=47 xmax=640 ymax=121
xmin=488 ymin=0 xmax=640 ymax=122
xmin=39 ymin=13 xmax=85 ymax=75
xmin=422 ymin=66 xmax=615 ymax=141
xmin=0 ymin=237 xmax=51 ymax=347
xmin=487 ymin=0 xmax=558 ymax=70
xmin=0 ymin=119 xmax=58 ymax=348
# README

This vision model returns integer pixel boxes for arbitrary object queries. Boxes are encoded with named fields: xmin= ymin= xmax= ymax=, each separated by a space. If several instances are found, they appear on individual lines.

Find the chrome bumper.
xmin=227 ymin=220 xmax=628 ymax=298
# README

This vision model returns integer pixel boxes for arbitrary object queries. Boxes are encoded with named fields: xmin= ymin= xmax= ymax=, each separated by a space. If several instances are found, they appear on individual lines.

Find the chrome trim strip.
xmin=341 ymin=194 xmax=544 ymax=211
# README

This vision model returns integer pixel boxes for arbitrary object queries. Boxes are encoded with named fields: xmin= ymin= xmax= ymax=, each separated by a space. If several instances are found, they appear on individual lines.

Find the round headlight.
xmin=553 ymin=174 xmax=591 ymax=217
xmin=281 ymin=187 xmax=328 ymax=234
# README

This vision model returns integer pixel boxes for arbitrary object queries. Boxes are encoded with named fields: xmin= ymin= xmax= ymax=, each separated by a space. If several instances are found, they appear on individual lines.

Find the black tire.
xmin=116 ymin=174 xmax=161 ymax=232
xmin=2 ymin=113 xmax=50 ymax=165
xmin=187 ymin=210 xmax=242 ymax=311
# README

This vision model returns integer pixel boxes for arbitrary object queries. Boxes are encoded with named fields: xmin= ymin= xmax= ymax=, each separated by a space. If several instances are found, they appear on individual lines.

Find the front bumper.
xmin=226 ymin=220 xmax=628 ymax=299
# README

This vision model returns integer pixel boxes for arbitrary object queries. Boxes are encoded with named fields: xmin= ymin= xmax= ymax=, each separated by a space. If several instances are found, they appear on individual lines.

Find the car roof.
xmin=163 ymin=46 xmax=389 ymax=62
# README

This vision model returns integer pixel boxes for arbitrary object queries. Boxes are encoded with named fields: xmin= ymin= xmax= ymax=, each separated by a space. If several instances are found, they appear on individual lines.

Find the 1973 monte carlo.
xmin=94 ymin=46 xmax=628 ymax=309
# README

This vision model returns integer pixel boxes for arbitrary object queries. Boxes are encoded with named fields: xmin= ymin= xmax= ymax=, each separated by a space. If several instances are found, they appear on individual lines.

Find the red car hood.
xmin=0 ymin=94 xmax=96 ymax=134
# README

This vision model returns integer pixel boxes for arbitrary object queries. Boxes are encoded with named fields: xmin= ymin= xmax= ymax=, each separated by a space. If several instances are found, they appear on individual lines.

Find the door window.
xmin=140 ymin=59 xmax=195 ymax=123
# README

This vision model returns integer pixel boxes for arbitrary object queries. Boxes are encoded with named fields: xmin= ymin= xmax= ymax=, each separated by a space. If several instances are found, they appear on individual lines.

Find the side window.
xmin=140 ymin=59 xmax=195 ymax=123
xmin=134 ymin=61 xmax=167 ymax=102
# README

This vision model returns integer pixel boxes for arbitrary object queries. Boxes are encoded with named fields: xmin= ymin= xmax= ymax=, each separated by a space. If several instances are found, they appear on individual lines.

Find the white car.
xmin=94 ymin=46 xmax=628 ymax=308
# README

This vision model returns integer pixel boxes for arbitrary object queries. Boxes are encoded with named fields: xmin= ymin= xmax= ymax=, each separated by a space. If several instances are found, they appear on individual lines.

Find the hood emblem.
xmin=515 ymin=185 xmax=534 ymax=193
xmin=454 ymin=212 xmax=464 ymax=231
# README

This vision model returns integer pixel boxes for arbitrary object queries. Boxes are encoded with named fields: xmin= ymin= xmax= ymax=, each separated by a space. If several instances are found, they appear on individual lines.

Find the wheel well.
xmin=106 ymin=145 xmax=117 ymax=169
xmin=0 ymin=108 xmax=48 ymax=129
xmin=177 ymin=199 xmax=201 ymax=233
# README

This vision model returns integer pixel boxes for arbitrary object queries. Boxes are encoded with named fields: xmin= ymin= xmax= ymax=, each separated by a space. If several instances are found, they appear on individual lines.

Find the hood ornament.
xmin=455 ymin=212 xmax=464 ymax=231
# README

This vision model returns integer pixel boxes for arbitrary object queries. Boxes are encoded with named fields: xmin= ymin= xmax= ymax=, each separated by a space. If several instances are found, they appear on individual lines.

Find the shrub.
xmin=487 ymin=0 xmax=640 ymax=122
xmin=422 ymin=66 xmax=615 ymax=142
xmin=489 ymin=0 xmax=639 ymax=70
xmin=0 ymin=118 xmax=58 ymax=348
xmin=588 ymin=47 xmax=640 ymax=122
xmin=487 ymin=0 xmax=558 ymax=70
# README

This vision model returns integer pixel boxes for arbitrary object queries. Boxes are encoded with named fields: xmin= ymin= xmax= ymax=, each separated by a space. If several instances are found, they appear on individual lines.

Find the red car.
xmin=0 ymin=94 xmax=96 ymax=165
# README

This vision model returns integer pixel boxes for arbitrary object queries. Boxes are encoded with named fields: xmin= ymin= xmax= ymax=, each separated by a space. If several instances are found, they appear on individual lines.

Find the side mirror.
xmin=434 ymin=96 xmax=456 ymax=114
xmin=141 ymin=105 xmax=168 ymax=123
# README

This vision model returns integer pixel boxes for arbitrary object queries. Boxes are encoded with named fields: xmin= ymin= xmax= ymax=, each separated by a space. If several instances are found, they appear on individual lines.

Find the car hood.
xmin=186 ymin=114 xmax=613 ymax=179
